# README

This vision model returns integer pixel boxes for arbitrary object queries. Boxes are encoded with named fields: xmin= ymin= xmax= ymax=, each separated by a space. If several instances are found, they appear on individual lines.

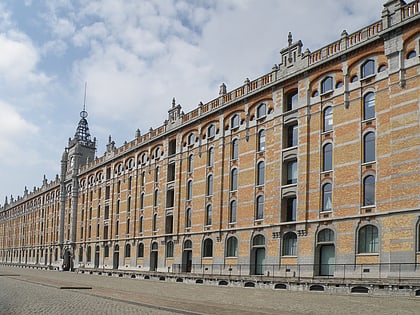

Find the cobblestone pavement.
xmin=0 ymin=265 xmax=419 ymax=315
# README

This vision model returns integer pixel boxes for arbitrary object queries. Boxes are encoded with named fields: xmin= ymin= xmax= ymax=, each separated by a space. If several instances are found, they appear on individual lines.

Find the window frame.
xmin=229 ymin=199 xmax=237 ymax=223
xmin=257 ymin=161 xmax=265 ymax=186
xmin=226 ymin=236 xmax=238 ymax=257
xmin=363 ymin=175 xmax=375 ymax=206
xmin=282 ymin=232 xmax=297 ymax=256
xmin=231 ymin=139 xmax=239 ymax=160
xmin=323 ymin=106 xmax=333 ymax=132
xmin=205 ymin=204 xmax=212 ymax=226
xmin=363 ymin=92 xmax=375 ymax=120
xmin=256 ymin=103 xmax=267 ymax=119
xmin=231 ymin=114 xmax=240 ymax=129
xmin=166 ymin=241 xmax=174 ymax=258
xmin=207 ymin=124 xmax=216 ymax=138
xmin=363 ymin=132 xmax=376 ymax=163
xmin=256 ymin=195 xmax=264 ymax=220
xmin=322 ymin=183 xmax=332 ymax=212
xmin=203 ymin=238 xmax=213 ymax=257
xmin=321 ymin=76 xmax=333 ymax=94
xmin=361 ymin=59 xmax=375 ymax=78
xmin=323 ymin=143 xmax=333 ymax=171
xmin=358 ymin=225 xmax=378 ymax=254
xmin=230 ymin=168 xmax=238 ymax=191
xmin=258 ymin=129 xmax=266 ymax=151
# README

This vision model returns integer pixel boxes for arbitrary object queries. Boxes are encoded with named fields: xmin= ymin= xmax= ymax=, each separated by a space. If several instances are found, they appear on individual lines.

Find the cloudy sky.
xmin=0 ymin=0 xmax=385 ymax=205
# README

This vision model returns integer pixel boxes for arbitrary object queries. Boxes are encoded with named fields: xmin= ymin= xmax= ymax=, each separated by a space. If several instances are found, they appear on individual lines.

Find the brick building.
xmin=1 ymin=0 xmax=419 ymax=286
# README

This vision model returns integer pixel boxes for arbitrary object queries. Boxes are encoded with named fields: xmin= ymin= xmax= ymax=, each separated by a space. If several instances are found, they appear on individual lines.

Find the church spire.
xmin=73 ymin=83 xmax=94 ymax=147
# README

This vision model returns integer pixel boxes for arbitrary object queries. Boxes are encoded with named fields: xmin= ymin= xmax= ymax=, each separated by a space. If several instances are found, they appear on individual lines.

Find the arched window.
xmin=155 ymin=147 xmax=161 ymax=159
xmin=361 ymin=59 xmax=375 ymax=78
xmin=257 ymin=161 xmax=265 ymax=186
xmin=86 ymin=246 xmax=91 ymax=262
xmin=203 ymin=239 xmax=213 ymax=257
xmin=153 ymin=213 xmax=158 ymax=231
xmin=322 ymin=183 xmax=332 ymax=212
xmin=185 ymin=208 xmax=192 ymax=228
xmin=229 ymin=200 xmax=237 ymax=223
xmin=207 ymin=175 xmax=213 ymax=196
xmin=323 ymin=143 xmax=333 ymax=171
xmin=231 ymin=139 xmax=239 ymax=159
xmin=257 ymin=103 xmax=266 ymax=119
xmin=154 ymin=189 xmax=159 ymax=207
xmin=321 ymin=76 xmax=333 ymax=93
xmin=188 ymin=154 xmax=194 ymax=173
xmin=256 ymin=195 xmax=264 ymax=220
xmin=208 ymin=147 xmax=214 ymax=166
xmin=207 ymin=124 xmax=216 ymax=138
xmin=358 ymin=225 xmax=378 ymax=253
xmin=363 ymin=175 xmax=375 ymax=206
xmin=323 ymin=106 xmax=333 ymax=132
xmin=137 ymin=243 xmax=144 ymax=257
xmin=166 ymin=241 xmax=174 ymax=258
xmin=125 ymin=244 xmax=131 ymax=258
xmin=258 ymin=129 xmax=265 ymax=151
xmin=139 ymin=216 xmax=143 ymax=233
xmin=154 ymin=166 xmax=160 ymax=182
xmin=141 ymin=171 xmax=146 ymax=186
xmin=188 ymin=132 xmax=195 ymax=146
xmin=282 ymin=232 xmax=297 ymax=256
xmin=141 ymin=153 xmax=147 ymax=165
xmin=363 ymin=92 xmax=375 ymax=120
xmin=187 ymin=180 xmax=193 ymax=200
xmin=286 ymin=90 xmax=298 ymax=111
xmin=226 ymin=237 xmax=238 ymax=257
xmin=140 ymin=193 xmax=144 ymax=209
xmin=318 ymin=229 xmax=334 ymax=242
xmin=407 ymin=50 xmax=416 ymax=59
xmin=230 ymin=168 xmax=238 ymax=191
xmin=184 ymin=240 xmax=192 ymax=249
xmin=205 ymin=204 xmax=212 ymax=226
xmin=363 ymin=132 xmax=375 ymax=163
xmin=253 ymin=234 xmax=265 ymax=246
xmin=231 ymin=114 xmax=240 ymax=129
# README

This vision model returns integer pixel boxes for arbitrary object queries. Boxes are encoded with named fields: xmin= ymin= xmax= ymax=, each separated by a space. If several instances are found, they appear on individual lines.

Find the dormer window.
xmin=187 ymin=132 xmax=195 ymax=146
xmin=231 ymin=114 xmax=239 ymax=129
xmin=321 ymin=76 xmax=333 ymax=94
xmin=256 ymin=103 xmax=267 ymax=119
xmin=207 ymin=124 xmax=216 ymax=138
xmin=361 ymin=59 xmax=375 ymax=78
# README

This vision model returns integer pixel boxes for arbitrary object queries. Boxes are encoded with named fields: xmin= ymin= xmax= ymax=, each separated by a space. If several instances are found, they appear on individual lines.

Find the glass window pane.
xmin=363 ymin=92 xmax=375 ymax=120
xmin=364 ymin=132 xmax=375 ymax=162
xmin=363 ymin=175 xmax=375 ymax=206
xmin=287 ymin=161 xmax=297 ymax=184
xmin=323 ymin=143 xmax=333 ymax=171
xmin=322 ymin=183 xmax=332 ymax=211
xmin=323 ymin=107 xmax=333 ymax=131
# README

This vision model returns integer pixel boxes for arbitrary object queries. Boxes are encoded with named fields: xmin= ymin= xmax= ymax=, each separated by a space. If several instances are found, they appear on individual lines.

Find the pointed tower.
xmin=59 ymin=90 xmax=96 ymax=270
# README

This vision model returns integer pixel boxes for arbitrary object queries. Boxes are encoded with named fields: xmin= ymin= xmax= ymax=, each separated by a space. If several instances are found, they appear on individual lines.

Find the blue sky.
xmin=0 ymin=0 xmax=384 ymax=205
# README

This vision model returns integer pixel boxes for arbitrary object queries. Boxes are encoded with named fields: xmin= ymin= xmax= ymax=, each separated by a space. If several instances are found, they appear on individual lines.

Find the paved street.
xmin=0 ymin=265 xmax=419 ymax=315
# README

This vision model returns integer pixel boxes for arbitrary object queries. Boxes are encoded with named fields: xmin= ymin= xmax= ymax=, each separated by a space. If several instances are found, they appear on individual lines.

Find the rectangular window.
xmin=287 ymin=124 xmax=298 ymax=147
xmin=287 ymin=161 xmax=298 ymax=184
xmin=286 ymin=197 xmax=296 ymax=221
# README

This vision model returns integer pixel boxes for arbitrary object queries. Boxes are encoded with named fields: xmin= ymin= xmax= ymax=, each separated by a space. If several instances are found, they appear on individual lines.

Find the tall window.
xmin=363 ymin=175 xmax=375 ymax=206
xmin=86 ymin=246 xmax=91 ymax=262
xmin=231 ymin=114 xmax=239 ymax=129
xmin=323 ymin=143 xmax=333 ymax=171
xmin=323 ymin=106 xmax=333 ymax=132
xmin=203 ymin=239 xmax=213 ymax=257
xmin=207 ymin=175 xmax=213 ymax=196
xmin=282 ymin=232 xmax=297 ymax=256
xmin=125 ymin=244 xmax=131 ymax=258
xmin=155 ymin=166 xmax=160 ymax=182
xmin=257 ymin=161 xmax=265 ymax=186
xmin=153 ymin=213 xmax=158 ymax=231
xmin=139 ymin=216 xmax=143 ymax=233
xmin=207 ymin=124 xmax=216 ymax=138
xmin=286 ymin=90 xmax=298 ymax=111
xmin=226 ymin=236 xmax=238 ymax=257
xmin=361 ymin=59 xmax=375 ymax=78
xmin=137 ymin=243 xmax=144 ymax=257
xmin=140 ymin=193 xmax=144 ymax=209
xmin=205 ymin=204 xmax=212 ymax=225
xmin=256 ymin=195 xmax=264 ymax=220
xmin=287 ymin=124 xmax=298 ymax=147
xmin=187 ymin=180 xmax=193 ymax=200
xmin=230 ymin=168 xmax=238 ymax=191
xmin=318 ymin=228 xmax=334 ymax=242
xmin=154 ymin=189 xmax=159 ymax=207
xmin=321 ymin=76 xmax=333 ymax=94
xmin=185 ymin=208 xmax=192 ymax=228
xmin=287 ymin=160 xmax=298 ymax=184
xmin=363 ymin=132 xmax=375 ymax=163
xmin=363 ymin=92 xmax=375 ymax=120
xmin=188 ymin=132 xmax=195 ymax=146
xmin=231 ymin=139 xmax=239 ymax=159
xmin=126 ymin=219 xmax=130 ymax=234
xmin=188 ymin=154 xmax=194 ymax=173
xmin=258 ymin=129 xmax=265 ymax=151
xmin=286 ymin=197 xmax=296 ymax=221
xmin=116 ymin=200 xmax=120 ymax=214
xmin=208 ymin=147 xmax=214 ymax=166
xmin=358 ymin=225 xmax=378 ymax=253
xmin=141 ymin=171 xmax=146 ymax=186
xmin=166 ymin=241 xmax=174 ymax=258
xmin=229 ymin=200 xmax=237 ymax=223
xmin=127 ymin=197 xmax=131 ymax=213
xmin=257 ymin=103 xmax=266 ymax=119
xmin=322 ymin=183 xmax=332 ymax=211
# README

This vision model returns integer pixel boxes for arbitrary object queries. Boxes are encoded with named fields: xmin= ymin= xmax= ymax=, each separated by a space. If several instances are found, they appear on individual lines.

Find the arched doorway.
xmin=62 ymin=248 xmax=71 ymax=271
xmin=182 ymin=240 xmax=192 ymax=272
xmin=150 ymin=242 xmax=158 ymax=271
xmin=113 ymin=245 xmax=119 ymax=270
xmin=250 ymin=235 xmax=265 ymax=275
xmin=94 ymin=245 xmax=100 ymax=269
xmin=316 ymin=228 xmax=335 ymax=276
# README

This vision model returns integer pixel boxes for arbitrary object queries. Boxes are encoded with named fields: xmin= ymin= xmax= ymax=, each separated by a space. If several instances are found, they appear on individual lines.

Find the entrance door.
xmin=150 ymin=242 xmax=158 ymax=271
xmin=182 ymin=250 xmax=192 ymax=272
xmin=94 ymin=246 xmax=100 ymax=269
xmin=320 ymin=245 xmax=335 ymax=276
xmin=113 ymin=246 xmax=119 ymax=270
xmin=254 ymin=248 xmax=266 ymax=275
xmin=63 ymin=249 xmax=71 ymax=271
